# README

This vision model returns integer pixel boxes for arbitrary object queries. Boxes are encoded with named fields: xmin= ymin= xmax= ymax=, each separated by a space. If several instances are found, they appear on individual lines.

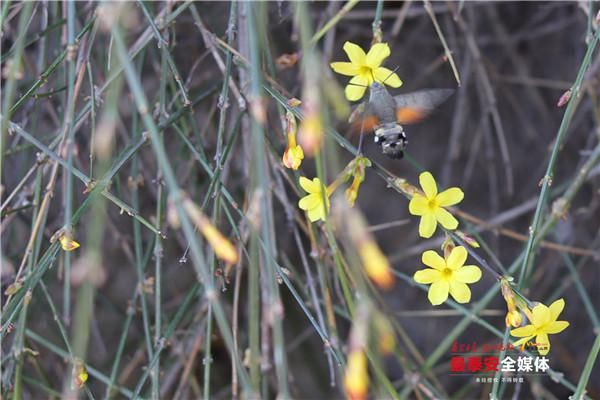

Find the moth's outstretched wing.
xmin=348 ymin=102 xmax=380 ymax=134
xmin=394 ymin=89 xmax=454 ymax=124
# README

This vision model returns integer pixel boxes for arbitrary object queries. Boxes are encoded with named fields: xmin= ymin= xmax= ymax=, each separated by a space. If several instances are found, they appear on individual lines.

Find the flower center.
xmin=359 ymin=66 xmax=374 ymax=82
xmin=441 ymin=268 xmax=454 ymax=280
xmin=427 ymin=198 xmax=438 ymax=211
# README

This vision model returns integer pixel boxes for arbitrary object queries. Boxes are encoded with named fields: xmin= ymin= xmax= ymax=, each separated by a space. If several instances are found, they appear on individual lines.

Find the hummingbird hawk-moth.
xmin=351 ymin=82 xmax=454 ymax=159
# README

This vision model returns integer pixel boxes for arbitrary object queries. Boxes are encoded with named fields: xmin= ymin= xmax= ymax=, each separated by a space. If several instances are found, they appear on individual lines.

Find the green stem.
xmin=518 ymin=28 xmax=599 ymax=288
xmin=247 ymin=3 xmax=290 ymax=397
xmin=62 ymin=0 xmax=78 ymax=329
xmin=572 ymin=333 xmax=600 ymax=399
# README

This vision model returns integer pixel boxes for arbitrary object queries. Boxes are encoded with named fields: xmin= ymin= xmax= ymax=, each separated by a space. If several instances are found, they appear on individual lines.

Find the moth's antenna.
xmin=346 ymin=81 xmax=368 ymax=88
xmin=382 ymin=65 xmax=400 ymax=85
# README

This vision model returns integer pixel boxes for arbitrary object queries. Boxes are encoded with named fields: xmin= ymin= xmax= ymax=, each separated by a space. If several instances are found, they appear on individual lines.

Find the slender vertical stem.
xmin=0 ymin=1 xmax=33 ymax=177
xmin=246 ymin=3 xmax=290 ymax=398
xmin=573 ymin=333 xmax=600 ymax=399
xmin=62 ymin=0 xmax=77 ymax=326
xmin=150 ymin=20 xmax=172 ymax=398
xmin=372 ymin=0 xmax=384 ymax=41
xmin=518 ymin=28 xmax=599 ymax=288
xmin=13 ymin=172 xmax=44 ymax=399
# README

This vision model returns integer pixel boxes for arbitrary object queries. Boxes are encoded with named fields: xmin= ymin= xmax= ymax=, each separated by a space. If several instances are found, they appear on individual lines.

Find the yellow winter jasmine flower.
xmin=298 ymin=177 xmax=330 ymax=222
xmin=408 ymin=171 xmax=464 ymax=238
xmin=413 ymin=246 xmax=481 ymax=306
xmin=510 ymin=298 xmax=569 ymax=356
xmin=330 ymin=41 xmax=402 ymax=101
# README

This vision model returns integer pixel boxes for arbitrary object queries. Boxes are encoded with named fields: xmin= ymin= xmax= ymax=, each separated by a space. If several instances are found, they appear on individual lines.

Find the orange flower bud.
xmin=297 ymin=85 xmax=323 ymax=158
xmin=200 ymin=222 xmax=238 ymax=265
xmin=344 ymin=351 xmax=368 ymax=400
xmin=505 ymin=309 xmax=523 ymax=328
xmin=282 ymin=144 xmax=304 ymax=170
xmin=375 ymin=315 xmax=396 ymax=355
xmin=500 ymin=278 xmax=522 ymax=327
xmin=298 ymin=110 xmax=323 ymax=157
xmin=59 ymin=235 xmax=80 ymax=251
xmin=72 ymin=359 xmax=88 ymax=389
xmin=358 ymin=241 xmax=395 ymax=290
xmin=182 ymin=197 xmax=239 ymax=265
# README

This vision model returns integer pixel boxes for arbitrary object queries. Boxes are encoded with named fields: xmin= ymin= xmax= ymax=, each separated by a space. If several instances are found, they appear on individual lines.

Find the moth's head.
xmin=370 ymin=81 xmax=385 ymax=91
xmin=368 ymin=81 xmax=387 ymax=100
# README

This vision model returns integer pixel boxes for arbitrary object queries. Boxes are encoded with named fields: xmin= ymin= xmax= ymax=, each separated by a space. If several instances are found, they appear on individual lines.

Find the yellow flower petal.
xmin=421 ymin=250 xmax=446 ymax=270
xmin=454 ymin=265 xmax=482 ymax=283
xmin=365 ymin=43 xmax=390 ymax=68
xmin=536 ymin=333 xmax=550 ymax=355
xmin=436 ymin=187 xmax=464 ymax=207
xmin=532 ymin=304 xmax=551 ymax=327
xmin=447 ymin=246 xmax=467 ymax=270
xmin=298 ymin=194 xmax=320 ymax=211
xmin=545 ymin=321 xmax=569 ymax=334
xmin=298 ymin=176 xmax=330 ymax=223
xmin=299 ymin=176 xmax=318 ymax=193
xmin=510 ymin=325 xmax=536 ymax=337
xmin=283 ymin=145 xmax=304 ymax=170
xmin=294 ymin=146 xmax=304 ymax=164
xmin=373 ymin=67 xmax=402 ymax=88
xmin=419 ymin=171 xmax=437 ymax=199
xmin=408 ymin=194 xmax=428 ymax=216
xmin=435 ymin=207 xmax=459 ymax=230
xmin=307 ymin=204 xmax=326 ymax=222
xmin=418 ymin=214 xmax=437 ymax=238
xmin=413 ymin=268 xmax=441 ymax=284
xmin=548 ymin=298 xmax=565 ymax=321
xmin=343 ymin=41 xmax=366 ymax=65
xmin=449 ymin=281 xmax=471 ymax=303
xmin=345 ymin=75 xmax=369 ymax=101
xmin=428 ymin=280 xmax=449 ymax=305
xmin=330 ymin=61 xmax=360 ymax=76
